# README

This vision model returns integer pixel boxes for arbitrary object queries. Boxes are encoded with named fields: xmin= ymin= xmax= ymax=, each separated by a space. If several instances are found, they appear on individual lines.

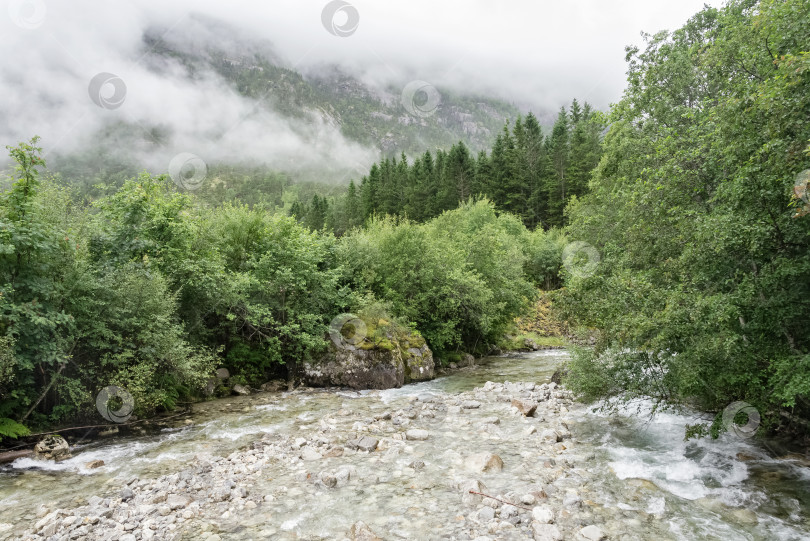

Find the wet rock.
xmin=731 ymin=508 xmax=758 ymax=525
xmin=466 ymin=453 xmax=504 ymax=473
xmin=349 ymin=520 xmax=382 ymax=541
xmin=232 ymin=384 xmax=251 ymax=396
xmin=511 ymin=399 xmax=538 ymax=417
xmin=532 ymin=522 xmax=563 ymax=541
xmin=462 ymin=400 xmax=482 ymax=409
xmin=301 ymin=447 xmax=322 ymax=461
xmin=85 ymin=459 xmax=105 ymax=469
xmin=259 ymin=380 xmax=286 ymax=392
xmin=524 ymin=338 xmax=540 ymax=350
xmin=34 ymin=435 xmax=71 ymax=461
xmin=578 ymin=525 xmax=606 ymax=540
xmin=405 ymin=429 xmax=429 ymax=441
xmin=350 ymin=436 xmax=379 ymax=452
xmin=121 ymin=487 xmax=134 ymax=501
xmin=408 ymin=460 xmax=425 ymax=470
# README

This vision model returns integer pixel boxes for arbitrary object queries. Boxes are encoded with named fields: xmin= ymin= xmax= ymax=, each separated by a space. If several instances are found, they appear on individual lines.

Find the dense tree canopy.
xmin=560 ymin=0 xmax=810 ymax=434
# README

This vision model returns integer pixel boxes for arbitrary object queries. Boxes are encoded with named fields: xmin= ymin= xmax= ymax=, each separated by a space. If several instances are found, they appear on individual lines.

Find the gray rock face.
xmin=303 ymin=340 xmax=434 ymax=390
xmin=34 ymin=435 xmax=71 ymax=461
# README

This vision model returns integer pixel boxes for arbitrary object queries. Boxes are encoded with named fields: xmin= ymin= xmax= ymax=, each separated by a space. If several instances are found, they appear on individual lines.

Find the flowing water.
xmin=1 ymin=350 xmax=808 ymax=540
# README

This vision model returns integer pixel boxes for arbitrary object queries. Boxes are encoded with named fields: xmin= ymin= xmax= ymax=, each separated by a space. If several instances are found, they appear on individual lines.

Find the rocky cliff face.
xmin=303 ymin=330 xmax=434 ymax=390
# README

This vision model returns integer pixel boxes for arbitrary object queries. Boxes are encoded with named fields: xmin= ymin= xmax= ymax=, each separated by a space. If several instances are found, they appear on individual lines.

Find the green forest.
xmin=1 ymin=0 xmax=809 ymax=444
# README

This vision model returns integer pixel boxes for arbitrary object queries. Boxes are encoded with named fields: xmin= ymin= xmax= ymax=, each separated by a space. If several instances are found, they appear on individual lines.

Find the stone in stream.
xmin=85 ymin=459 xmax=105 ymax=469
xmin=348 ymin=436 xmax=379 ymax=452
xmin=349 ymin=521 xmax=382 ymax=541
xmin=539 ymin=429 xmax=561 ymax=443
xmin=460 ymin=479 xmax=488 ymax=505
xmin=301 ymin=447 xmax=322 ymax=461
xmin=532 ymin=505 xmax=554 ymax=524
xmin=120 ymin=487 xmax=134 ymax=501
xmin=578 ymin=525 xmax=607 ymax=540
xmin=462 ymin=400 xmax=482 ymax=409
xmin=478 ymin=506 xmax=496 ymax=521
xmin=303 ymin=335 xmax=434 ymax=389
xmin=511 ymin=399 xmax=538 ymax=417
xmin=532 ymin=522 xmax=563 ymax=541
xmin=232 ymin=384 xmax=251 ymax=396
xmin=405 ymin=429 xmax=429 ymax=441
xmin=259 ymin=380 xmax=286 ymax=392
xmin=465 ymin=453 xmax=504 ymax=473
xmin=33 ymin=435 xmax=71 ymax=461
xmin=167 ymin=494 xmax=193 ymax=510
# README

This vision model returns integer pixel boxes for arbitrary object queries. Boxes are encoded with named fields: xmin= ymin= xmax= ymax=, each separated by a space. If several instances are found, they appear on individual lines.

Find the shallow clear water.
xmin=1 ymin=349 xmax=808 ymax=540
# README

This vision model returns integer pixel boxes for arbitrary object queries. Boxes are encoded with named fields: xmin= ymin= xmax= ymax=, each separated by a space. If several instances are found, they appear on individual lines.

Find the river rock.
xmin=260 ymin=380 xmax=286 ymax=392
xmin=232 ymin=384 xmax=251 ymax=396
xmin=731 ymin=508 xmax=758 ymax=525
xmin=524 ymin=338 xmax=540 ymax=350
xmin=539 ymin=429 xmax=561 ymax=443
xmin=532 ymin=505 xmax=554 ymax=524
xmin=301 ymin=447 xmax=322 ymax=461
xmin=405 ymin=429 xmax=429 ymax=441
xmin=579 ymin=525 xmax=606 ymax=540
xmin=167 ymin=494 xmax=192 ymax=510
xmin=85 ymin=459 xmax=105 ymax=469
xmin=350 ymin=436 xmax=379 ymax=452
xmin=478 ymin=506 xmax=496 ymax=521
xmin=34 ymin=435 xmax=71 ymax=461
xmin=466 ymin=453 xmax=504 ymax=473
xmin=532 ymin=522 xmax=563 ymax=541
xmin=303 ymin=338 xmax=434 ymax=390
xmin=349 ymin=521 xmax=382 ymax=541
xmin=511 ymin=399 xmax=538 ymax=417
xmin=460 ymin=479 xmax=488 ymax=505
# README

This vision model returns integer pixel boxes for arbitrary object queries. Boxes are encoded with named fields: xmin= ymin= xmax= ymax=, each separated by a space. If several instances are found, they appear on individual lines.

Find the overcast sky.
xmin=0 ymin=0 xmax=718 ymax=173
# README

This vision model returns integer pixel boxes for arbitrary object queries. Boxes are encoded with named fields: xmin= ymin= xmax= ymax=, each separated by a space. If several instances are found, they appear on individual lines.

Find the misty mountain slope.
xmin=141 ymin=14 xmax=521 ymax=157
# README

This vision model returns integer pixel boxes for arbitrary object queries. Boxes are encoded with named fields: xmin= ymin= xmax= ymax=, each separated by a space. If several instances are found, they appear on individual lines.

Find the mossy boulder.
xmin=303 ymin=324 xmax=434 ymax=389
